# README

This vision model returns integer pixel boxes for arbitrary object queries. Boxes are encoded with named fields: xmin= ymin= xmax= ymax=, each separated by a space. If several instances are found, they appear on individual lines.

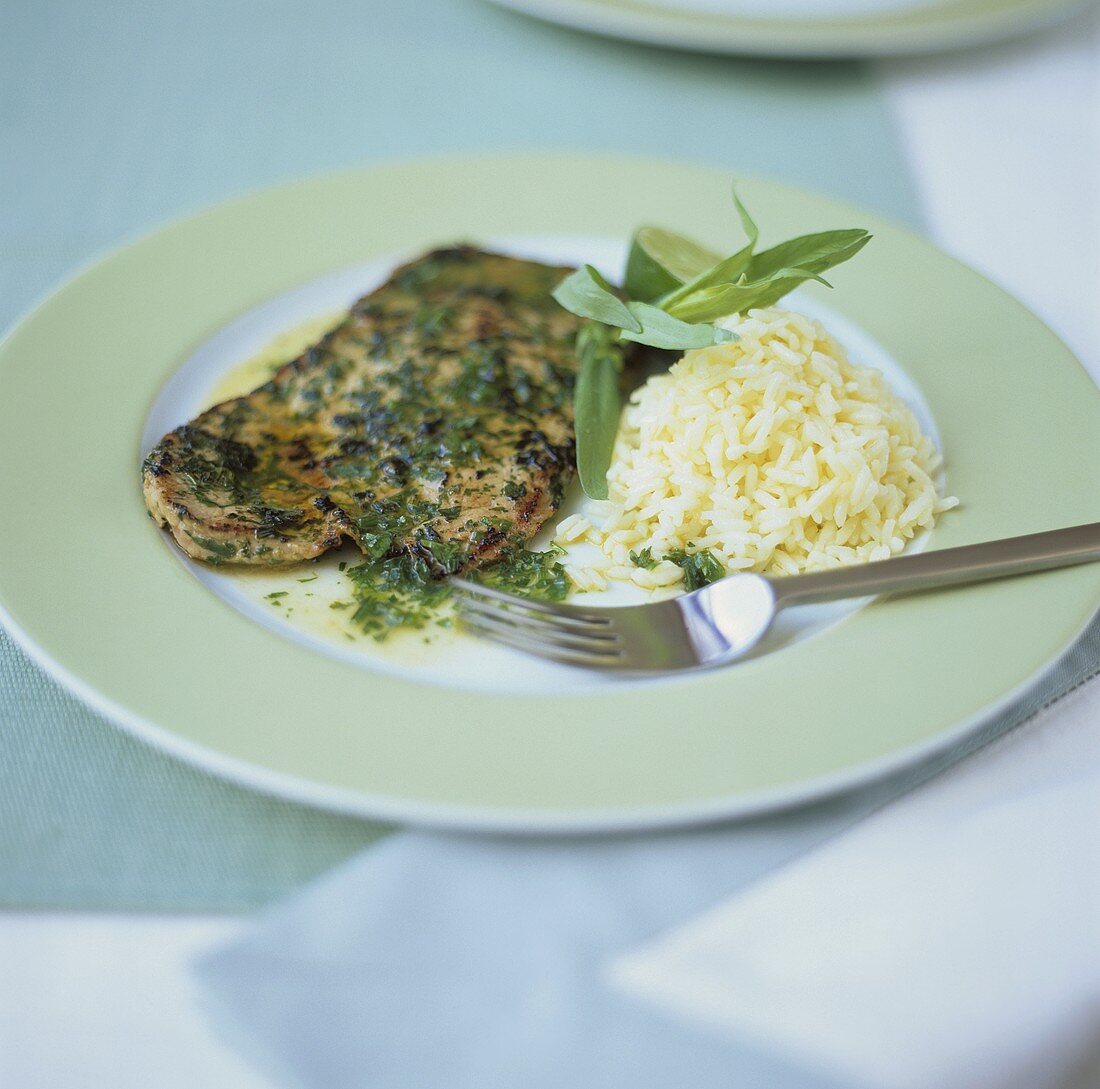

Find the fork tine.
xmin=450 ymin=578 xmax=612 ymax=629
xmin=455 ymin=598 xmax=621 ymax=652
xmin=458 ymin=615 xmax=625 ymax=669
xmin=455 ymin=593 xmax=620 ymax=639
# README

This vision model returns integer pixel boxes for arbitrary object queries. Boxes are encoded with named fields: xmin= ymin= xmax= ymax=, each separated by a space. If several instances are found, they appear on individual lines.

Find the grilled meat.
xmin=142 ymin=247 xmax=583 ymax=571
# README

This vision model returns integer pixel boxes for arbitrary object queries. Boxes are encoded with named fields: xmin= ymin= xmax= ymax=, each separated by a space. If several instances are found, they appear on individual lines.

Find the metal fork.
xmin=451 ymin=522 xmax=1100 ymax=673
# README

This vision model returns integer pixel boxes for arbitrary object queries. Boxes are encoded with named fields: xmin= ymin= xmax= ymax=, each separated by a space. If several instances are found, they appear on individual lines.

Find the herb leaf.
xmin=554 ymin=187 xmax=871 ymax=499
xmin=552 ymin=265 xmax=641 ymax=332
xmin=665 ymin=267 xmax=828 ymax=323
xmin=661 ymin=247 xmax=754 ymax=314
xmin=732 ymin=188 xmax=760 ymax=250
xmin=749 ymin=228 xmax=869 ymax=282
xmin=624 ymin=227 xmax=721 ymax=301
xmin=621 ymin=301 xmax=736 ymax=351
xmin=666 ymin=548 xmax=725 ymax=591
xmin=666 ymin=231 xmax=870 ymax=321
xmin=629 ymin=547 xmax=658 ymax=570
xmin=570 ymin=306 xmax=731 ymax=498
xmin=573 ymin=323 xmax=624 ymax=500
xmin=345 ymin=552 xmax=450 ymax=638
xmin=472 ymin=546 xmax=571 ymax=601
xmin=643 ymin=187 xmax=758 ymax=312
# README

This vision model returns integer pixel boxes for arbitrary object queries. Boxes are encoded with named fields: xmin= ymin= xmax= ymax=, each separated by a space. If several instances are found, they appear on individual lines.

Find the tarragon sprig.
xmin=553 ymin=188 xmax=871 ymax=499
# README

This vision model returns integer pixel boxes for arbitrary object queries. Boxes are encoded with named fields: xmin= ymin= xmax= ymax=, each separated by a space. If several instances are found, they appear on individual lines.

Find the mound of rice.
xmin=555 ymin=307 xmax=956 ymax=592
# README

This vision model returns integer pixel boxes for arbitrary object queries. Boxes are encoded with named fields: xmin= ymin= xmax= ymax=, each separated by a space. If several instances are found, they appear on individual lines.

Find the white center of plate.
xmin=141 ymin=237 xmax=942 ymax=696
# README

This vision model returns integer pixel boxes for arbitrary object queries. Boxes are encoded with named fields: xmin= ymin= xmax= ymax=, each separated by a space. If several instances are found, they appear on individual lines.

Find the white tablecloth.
xmin=2 ymin=13 xmax=1097 ymax=1088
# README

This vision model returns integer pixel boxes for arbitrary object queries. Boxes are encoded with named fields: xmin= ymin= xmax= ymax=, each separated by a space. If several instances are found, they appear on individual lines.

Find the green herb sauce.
xmin=665 ymin=547 xmax=725 ymax=591
xmin=344 ymin=545 xmax=571 ymax=641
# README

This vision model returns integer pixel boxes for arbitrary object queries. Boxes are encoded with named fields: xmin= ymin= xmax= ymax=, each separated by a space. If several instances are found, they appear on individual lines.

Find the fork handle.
xmin=768 ymin=522 xmax=1100 ymax=607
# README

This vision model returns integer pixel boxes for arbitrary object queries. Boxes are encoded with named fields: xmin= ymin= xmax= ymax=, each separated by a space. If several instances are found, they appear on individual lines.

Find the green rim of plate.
xmin=487 ymin=0 xmax=1094 ymax=56
xmin=1 ymin=152 xmax=1098 ymax=832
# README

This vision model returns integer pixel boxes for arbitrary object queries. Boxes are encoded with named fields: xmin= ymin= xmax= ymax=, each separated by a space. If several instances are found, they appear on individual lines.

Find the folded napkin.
xmin=611 ymin=674 xmax=1100 ymax=1089
xmin=197 ymin=616 xmax=1100 ymax=1089
xmin=196 ymin=801 xmax=886 ymax=1089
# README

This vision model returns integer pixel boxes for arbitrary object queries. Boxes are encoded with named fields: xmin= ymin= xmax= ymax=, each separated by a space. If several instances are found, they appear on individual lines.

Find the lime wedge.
xmin=625 ymin=227 xmax=722 ymax=303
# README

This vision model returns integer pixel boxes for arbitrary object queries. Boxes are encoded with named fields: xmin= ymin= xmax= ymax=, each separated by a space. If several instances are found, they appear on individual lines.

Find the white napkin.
xmin=610 ymin=670 xmax=1100 ymax=1089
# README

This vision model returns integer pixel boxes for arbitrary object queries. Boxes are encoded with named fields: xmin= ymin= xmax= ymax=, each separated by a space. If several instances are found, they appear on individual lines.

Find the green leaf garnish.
xmin=659 ymin=193 xmax=758 ymax=309
xmin=552 ymin=265 xmax=641 ymax=332
xmin=625 ymin=227 xmax=721 ymax=301
xmin=554 ymin=185 xmax=871 ymax=498
xmin=621 ymin=301 xmax=736 ymax=350
xmin=665 ymin=267 xmax=833 ymax=323
xmin=661 ymin=230 xmax=871 ymax=321
xmin=666 ymin=548 xmax=725 ymax=591
xmin=749 ymin=228 xmax=870 ymax=281
xmin=731 ymin=189 xmax=760 ymax=250
xmin=572 ymin=323 xmax=623 ymax=501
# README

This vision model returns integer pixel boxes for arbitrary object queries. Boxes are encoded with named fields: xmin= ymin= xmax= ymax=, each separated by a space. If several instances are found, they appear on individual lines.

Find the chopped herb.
xmin=666 ymin=548 xmax=725 ymax=592
xmin=629 ymin=547 xmax=658 ymax=570
xmin=472 ymin=547 xmax=571 ymax=602
xmin=414 ymin=532 xmax=464 ymax=576
xmin=341 ymin=542 xmax=571 ymax=640
xmin=265 ymin=590 xmax=289 ymax=602
xmin=254 ymin=506 xmax=304 ymax=539
xmin=184 ymin=532 xmax=238 ymax=561
xmin=357 ymin=529 xmax=394 ymax=561
xmin=297 ymin=573 xmax=318 ymax=583
xmin=411 ymin=304 xmax=454 ymax=336
xmin=344 ymin=552 xmax=453 ymax=639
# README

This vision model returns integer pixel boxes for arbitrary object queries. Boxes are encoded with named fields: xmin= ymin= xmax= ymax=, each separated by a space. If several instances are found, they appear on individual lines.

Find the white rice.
xmin=555 ymin=307 xmax=957 ymax=591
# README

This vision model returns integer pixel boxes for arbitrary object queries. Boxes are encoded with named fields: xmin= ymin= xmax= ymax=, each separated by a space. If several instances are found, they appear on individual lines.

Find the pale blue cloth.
xmin=199 ymin=812 xmax=873 ymax=1089
xmin=197 ymin=615 xmax=1100 ymax=1089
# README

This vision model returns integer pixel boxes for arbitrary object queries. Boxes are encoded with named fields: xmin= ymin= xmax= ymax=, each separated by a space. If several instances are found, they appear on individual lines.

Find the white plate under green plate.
xmin=487 ymin=0 xmax=1094 ymax=56
xmin=1 ymin=152 xmax=1098 ymax=831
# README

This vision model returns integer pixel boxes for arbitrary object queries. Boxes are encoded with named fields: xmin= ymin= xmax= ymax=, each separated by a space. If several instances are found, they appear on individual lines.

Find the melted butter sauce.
xmin=202 ymin=312 xmax=344 ymax=408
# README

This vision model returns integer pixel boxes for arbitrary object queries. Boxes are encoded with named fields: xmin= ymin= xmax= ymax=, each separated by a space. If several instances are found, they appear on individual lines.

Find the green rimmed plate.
xmin=487 ymin=0 xmax=1094 ymax=56
xmin=1 ymin=152 xmax=1098 ymax=832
